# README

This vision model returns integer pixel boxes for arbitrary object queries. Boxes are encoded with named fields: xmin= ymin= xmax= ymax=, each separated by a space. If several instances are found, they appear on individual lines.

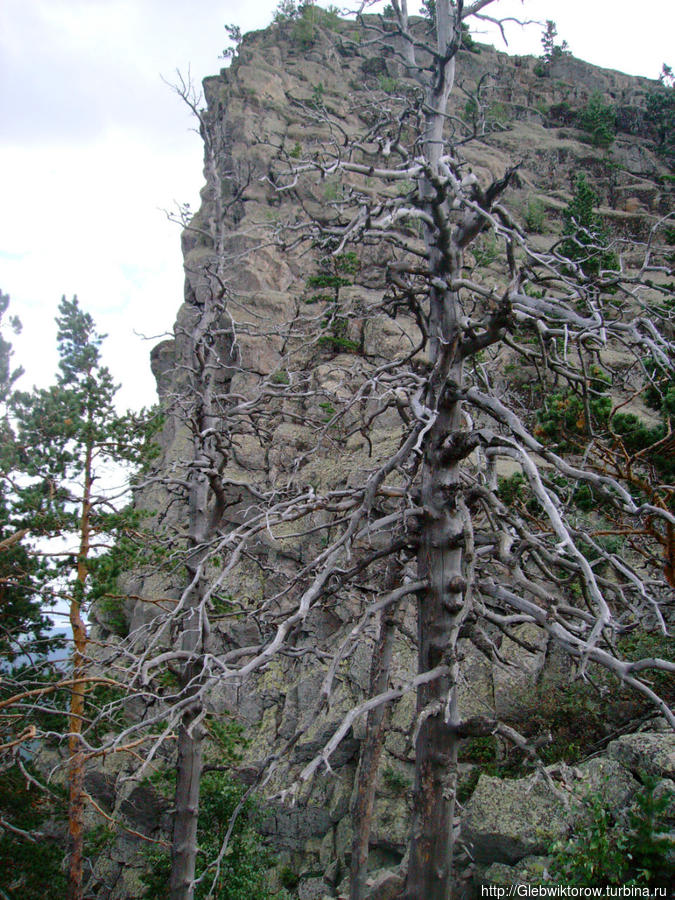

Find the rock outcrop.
xmin=86 ymin=12 xmax=674 ymax=898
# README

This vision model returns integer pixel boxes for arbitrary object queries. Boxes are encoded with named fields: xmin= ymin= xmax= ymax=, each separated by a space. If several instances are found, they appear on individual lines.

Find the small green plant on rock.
xmin=278 ymin=865 xmax=300 ymax=890
xmin=473 ymin=232 xmax=498 ymax=267
xmin=382 ymin=765 xmax=411 ymax=796
xmin=311 ymin=81 xmax=325 ymax=108
xmin=377 ymin=74 xmax=399 ymax=94
xmin=458 ymin=735 xmax=497 ymax=764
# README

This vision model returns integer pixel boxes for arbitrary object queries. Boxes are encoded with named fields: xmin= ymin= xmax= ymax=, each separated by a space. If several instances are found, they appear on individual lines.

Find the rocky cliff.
xmin=87 ymin=12 xmax=674 ymax=898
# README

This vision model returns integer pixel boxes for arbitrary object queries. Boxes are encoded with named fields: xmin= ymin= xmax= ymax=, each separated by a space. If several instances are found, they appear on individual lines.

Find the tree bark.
xmin=67 ymin=434 xmax=92 ymax=900
xmin=350 ymin=567 xmax=404 ymax=900
xmin=170 ymin=697 xmax=205 ymax=900
xmin=168 ymin=260 xmax=226 ymax=898
xmin=406 ymin=7 xmax=467 ymax=895
xmin=406 ymin=378 xmax=465 ymax=900
xmin=168 ymin=485 xmax=211 ymax=900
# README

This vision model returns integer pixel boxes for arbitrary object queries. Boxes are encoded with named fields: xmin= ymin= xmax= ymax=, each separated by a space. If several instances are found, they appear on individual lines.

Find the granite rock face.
xmin=469 ymin=742 xmax=675 ymax=892
xmin=462 ymin=757 xmax=640 ymax=865
xmin=86 ymin=13 xmax=674 ymax=898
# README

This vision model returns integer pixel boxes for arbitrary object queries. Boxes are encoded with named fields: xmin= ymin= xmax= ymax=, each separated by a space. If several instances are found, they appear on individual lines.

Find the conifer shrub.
xmin=524 ymin=197 xmax=547 ymax=233
xmin=577 ymin=92 xmax=617 ymax=148
xmin=0 ymin=767 xmax=67 ymax=900
xmin=561 ymin=174 xmax=618 ymax=278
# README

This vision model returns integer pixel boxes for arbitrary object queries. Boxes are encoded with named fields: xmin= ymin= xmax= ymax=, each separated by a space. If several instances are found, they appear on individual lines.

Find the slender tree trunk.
xmin=406 ymin=8 xmax=466 ymax=887
xmin=165 ymin=105 xmax=223 ymax=891
xmin=67 ymin=439 xmax=93 ymax=900
xmin=168 ymin=504 xmax=210 ymax=900
xmin=406 ymin=374 xmax=465 ymax=900
xmin=170 ymin=685 xmax=205 ymax=900
xmin=168 ymin=280 xmax=225 ymax=898
xmin=350 ymin=568 xmax=404 ymax=900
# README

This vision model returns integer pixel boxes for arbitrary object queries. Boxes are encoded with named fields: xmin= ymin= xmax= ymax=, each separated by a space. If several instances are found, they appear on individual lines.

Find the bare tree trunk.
xmin=170 ymin=690 xmax=205 ymax=900
xmin=403 ymin=6 xmax=471 ymax=894
xmin=406 ymin=374 xmax=465 ymax=900
xmin=350 ymin=568 xmax=404 ymax=900
xmin=67 ymin=438 xmax=93 ymax=900
xmin=168 ymin=486 xmax=212 ymax=899
xmin=67 ymin=744 xmax=85 ymax=900
xmin=168 ymin=262 xmax=227 ymax=898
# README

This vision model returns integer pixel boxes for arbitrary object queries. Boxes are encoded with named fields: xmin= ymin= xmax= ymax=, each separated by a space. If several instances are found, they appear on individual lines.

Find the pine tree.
xmin=561 ymin=174 xmax=618 ymax=279
xmin=0 ymin=292 xmax=54 ymax=662
xmin=10 ymin=296 xmax=156 ymax=900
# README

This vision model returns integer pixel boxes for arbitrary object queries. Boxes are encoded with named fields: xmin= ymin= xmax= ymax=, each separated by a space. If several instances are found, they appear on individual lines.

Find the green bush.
xmin=377 ymin=74 xmax=399 ymax=94
xmin=524 ymin=197 xmax=547 ymax=232
xmin=509 ymin=631 xmax=674 ymax=765
xmin=97 ymin=595 xmax=128 ymax=636
xmin=311 ymin=81 xmax=325 ymax=108
xmin=561 ymin=174 xmax=618 ymax=278
xmin=278 ymin=865 xmax=300 ymax=890
xmin=270 ymin=369 xmax=290 ymax=385
xmin=617 ymin=630 xmax=675 ymax=707
xmin=458 ymin=735 xmax=497 ymax=764
xmin=488 ymin=101 xmax=510 ymax=124
xmin=272 ymin=0 xmax=298 ymax=23
xmin=274 ymin=1 xmax=337 ymax=46
xmin=461 ymin=24 xmax=480 ymax=54
xmin=536 ymin=387 xmax=612 ymax=449
xmin=549 ymin=778 xmax=673 ymax=889
xmin=612 ymin=412 xmax=675 ymax=481
xmin=0 ymin=767 xmax=67 ymax=900
xmin=497 ymin=471 xmax=528 ymax=506
xmin=576 ymin=92 xmax=617 ymax=148
xmin=473 ymin=232 xmax=498 ymax=267
xmin=141 ymin=772 xmax=284 ymax=900
xmin=551 ymin=789 xmax=628 ymax=886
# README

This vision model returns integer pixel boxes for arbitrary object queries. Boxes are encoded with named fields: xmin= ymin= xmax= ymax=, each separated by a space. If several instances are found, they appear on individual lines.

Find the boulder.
xmin=365 ymin=869 xmax=405 ymax=899
xmin=481 ymin=855 xmax=552 ymax=886
xmin=608 ymin=732 xmax=675 ymax=780
xmin=462 ymin=772 xmax=569 ymax=864
xmin=298 ymin=876 xmax=330 ymax=900
xmin=572 ymin=757 xmax=639 ymax=809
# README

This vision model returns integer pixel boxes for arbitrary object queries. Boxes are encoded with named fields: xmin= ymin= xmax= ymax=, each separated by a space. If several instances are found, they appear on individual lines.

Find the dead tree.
xmin=98 ymin=4 xmax=674 ymax=899
xmin=260 ymin=3 xmax=674 ymax=896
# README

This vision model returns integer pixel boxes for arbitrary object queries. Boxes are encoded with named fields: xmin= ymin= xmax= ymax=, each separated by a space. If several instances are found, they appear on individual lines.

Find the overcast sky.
xmin=1 ymin=0 xmax=673 ymax=410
